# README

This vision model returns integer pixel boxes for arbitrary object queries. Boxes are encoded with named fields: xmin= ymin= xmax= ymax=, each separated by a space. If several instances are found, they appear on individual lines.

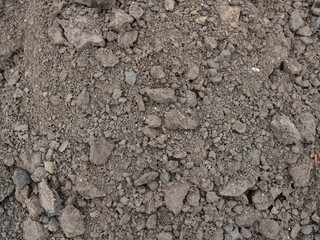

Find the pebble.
xmin=186 ymin=188 xmax=200 ymax=206
xmin=76 ymin=177 xmax=106 ymax=199
xmin=74 ymin=0 xmax=115 ymax=9
xmin=164 ymin=0 xmax=175 ymax=11
xmin=206 ymin=191 xmax=219 ymax=203
xmin=312 ymin=0 xmax=320 ymax=16
xmin=145 ymin=88 xmax=176 ymax=104
xmin=289 ymin=10 xmax=304 ymax=32
xmin=204 ymin=36 xmax=217 ymax=50
xmin=48 ymin=21 xmax=67 ymax=45
xmin=164 ymin=182 xmax=190 ymax=215
xmin=220 ymin=178 xmax=257 ymax=197
xmin=216 ymin=2 xmax=241 ymax=27
xmin=113 ymin=89 xmax=122 ymax=100
xmin=31 ymin=167 xmax=47 ymax=183
xmin=289 ymin=163 xmax=312 ymax=187
xmin=232 ymin=120 xmax=246 ymax=134
xmin=119 ymin=213 xmax=131 ymax=225
xmin=195 ymin=16 xmax=207 ymax=25
xmin=185 ymin=66 xmax=200 ymax=80
xmin=26 ymin=197 xmax=44 ymax=220
xmin=146 ymin=115 xmax=162 ymax=128
xmin=12 ymin=169 xmax=31 ymax=190
xmin=59 ymin=205 xmax=85 ymax=237
xmin=160 ymin=172 xmax=170 ymax=182
xmin=125 ymin=70 xmax=137 ymax=86
xmin=47 ymin=217 xmax=59 ymax=232
xmin=109 ymin=9 xmax=134 ymax=32
xmin=151 ymin=65 xmax=166 ymax=79
xmin=95 ymin=48 xmax=119 ymax=68
xmin=118 ymin=31 xmax=138 ymax=48
xmin=146 ymin=214 xmax=157 ymax=229
xmin=157 ymin=232 xmax=173 ymax=240
xmin=270 ymin=115 xmax=301 ymax=145
xmin=283 ymin=58 xmax=302 ymax=75
xmin=186 ymin=90 xmax=197 ymax=108
xmin=259 ymin=219 xmax=280 ymax=239
xmin=165 ymin=109 xmax=199 ymax=130
xmin=298 ymin=113 xmax=316 ymax=143
xmin=134 ymin=171 xmax=159 ymax=186
xmin=0 ymin=185 xmax=15 ymax=203
xmin=90 ymin=139 xmax=114 ymax=165
xmin=22 ymin=218 xmax=48 ymax=240
xmin=129 ymin=2 xmax=144 ymax=20
xmin=38 ymin=179 xmax=63 ymax=216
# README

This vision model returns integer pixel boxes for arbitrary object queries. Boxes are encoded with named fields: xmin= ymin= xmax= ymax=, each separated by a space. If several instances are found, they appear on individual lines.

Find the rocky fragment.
xmin=146 ymin=115 xmax=162 ymax=128
xmin=283 ymin=58 xmax=302 ymax=75
xmin=289 ymin=10 xmax=304 ymax=32
xmin=0 ymin=184 xmax=14 ymax=203
xmin=235 ymin=208 xmax=261 ymax=227
xmin=252 ymin=191 xmax=273 ymax=210
xmin=220 ymin=178 xmax=257 ymax=197
xmin=232 ymin=120 xmax=246 ymax=134
xmin=74 ymin=0 xmax=116 ymax=9
xmin=146 ymin=214 xmax=157 ymax=229
xmin=76 ymin=177 xmax=106 ymax=199
xmin=76 ymin=88 xmax=90 ymax=107
xmin=289 ymin=163 xmax=312 ymax=187
xmin=145 ymin=88 xmax=176 ymax=104
xmin=187 ymin=188 xmax=200 ymax=206
xmin=270 ymin=115 xmax=301 ymax=145
xmin=259 ymin=219 xmax=280 ymax=239
xmin=12 ymin=169 xmax=31 ymax=190
xmin=298 ymin=113 xmax=316 ymax=143
xmin=124 ymin=70 xmax=137 ymax=86
xmin=129 ymin=2 xmax=144 ymax=20
xmin=165 ymin=109 xmax=199 ymax=130
xmin=151 ymin=65 xmax=166 ymax=79
xmin=38 ymin=180 xmax=63 ymax=216
xmin=216 ymin=2 xmax=241 ymax=27
xmin=95 ymin=48 xmax=119 ymax=68
xmin=185 ymin=66 xmax=200 ymax=80
xmin=109 ymin=9 xmax=134 ymax=32
xmin=312 ymin=0 xmax=320 ymax=16
xmin=22 ymin=218 xmax=48 ymax=240
xmin=164 ymin=182 xmax=190 ymax=215
xmin=4 ymin=68 xmax=20 ymax=86
xmin=119 ymin=213 xmax=131 ymax=225
xmin=118 ymin=31 xmax=138 ymax=48
xmin=204 ymin=36 xmax=218 ymax=50
xmin=186 ymin=90 xmax=197 ymax=107
xmin=26 ymin=196 xmax=45 ymax=220
xmin=157 ymin=232 xmax=173 ymax=240
xmin=90 ymin=139 xmax=114 ymax=165
xmin=134 ymin=171 xmax=159 ymax=186
xmin=164 ymin=0 xmax=175 ymax=11
xmin=48 ymin=21 xmax=67 ymax=45
xmin=59 ymin=205 xmax=85 ymax=238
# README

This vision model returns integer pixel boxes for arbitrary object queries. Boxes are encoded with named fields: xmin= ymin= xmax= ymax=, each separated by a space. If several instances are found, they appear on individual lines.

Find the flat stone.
xmin=165 ymin=109 xmax=199 ymax=130
xmin=38 ymin=179 xmax=63 ymax=216
xmin=124 ymin=70 xmax=137 ymax=86
xmin=164 ymin=182 xmax=190 ymax=215
xmin=95 ymin=48 xmax=119 ymax=68
xmin=12 ymin=169 xmax=31 ymax=189
xmin=157 ymin=232 xmax=173 ymax=240
xmin=146 ymin=115 xmax=162 ymax=128
xmin=289 ymin=163 xmax=312 ymax=187
xmin=259 ymin=219 xmax=280 ymax=239
xmin=59 ymin=205 xmax=85 ymax=238
xmin=76 ymin=177 xmax=106 ymax=199
xmin=145 ymin=88 xmax=176 ymax=104
xmin=48 ymin=21 xmax=67 ymax=45
xmin=26 ymin=196 xmax=44 ymax=220
xmin=270 ymin=115 xmax=301 ymax=145
xmin=22 ymin=218 xmax=48 ymax=240
xmin=134 ymin=171 xmax=159 ymax=186
xmin=90 ymin=139 xmax=114 ymax=165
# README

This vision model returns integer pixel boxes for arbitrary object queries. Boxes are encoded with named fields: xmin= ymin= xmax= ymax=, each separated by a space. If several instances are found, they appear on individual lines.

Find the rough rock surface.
xmin=22 ymin=218 xmax=48 ymax=240
xmin=89 ymin=139 xmax=114 ymax=165
xmin=270 ymin=115 xmax=301 ymax=145
xmin=164 ymin=182 xmax=190 ymax=215
xmin=38 ymin=180 xmax=63 ymax=216
xmin=59 ymin=205 xmax=85 ymax=237
xmin=165 ymin=109 xmax=199 ymax=130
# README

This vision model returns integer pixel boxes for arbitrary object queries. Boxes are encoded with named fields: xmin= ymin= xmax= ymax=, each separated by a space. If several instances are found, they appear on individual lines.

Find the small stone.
xmin=204 ymin=36 xmax=218 ymax=50
xmin=236 ymin=209 xmax=261 ymax=227
xmin=59 ymin=205 xmax=85 ymax=238
xmin=146 ymin=214 xmax=157 ymax=229
xmin=195 ymin=16 xmax=208 ymax=25
xmin=259 ymin=219 xmax=280 ymax=239
xmin=185 ymin=66 xmax=200 ymax=80
xmin=0 ymin=185 xmax=14 ymax=203
xmin=95 ymin=48 xmax=119 ymax=68
xmin=109 ymin=9 xmax=134 ymax=32
xmin=220 ymin=178 xmax=257 ymax=197
xmin=145 ymin=88 xmax=176 ymax=104
xmin=301 ymin=225 xmax=313 ymax=235
xmin=232 ymin=121 xmax=246 ymax=134
xmin=125 ymin=70 xmax=137 ymax=86
xmin=240 ymin=227 xmax=252 ymax=239
xmin=165 ymin=109 xmax=199 ymax=130
xmin=186 ymin=90 xmax=197 ymax=108
xmin=164 ymin=182 xmax=190 ymax=215
xmin=113 ymin=89 xmax=122 ymax=100
xmin=291 ymin=223 xmax=301 ymax=238
xmin=134 ymin=171 xmax=159 ymax=186
xmin=90 ymin=139 xmax=114 ymax=165
xmin=12 ymin=169 xmax=31 ymax=190
xmin=26 ymin=196 xmax=44 ymax=220
xmin=38 ymin=180 xmax=63 ymax=216
xmin=216 ymin=3 xmax=241 ymax=27
xmin=297 ymin=26 xmax=312 ymax=36
xmin=164 ymin=0 xmax=175 ymax=11
xmin=252 ymin=191 xmax=273 ymax=210
xmin=249 ymin=149 xmax=261 ymax=166
xmin=289 ymin=10 xmax=304 ymax=32
xmin=160 ymin=172 xmax=170 ymax=182
xmin=58 ymin=140 xmax=69 ymax=152
xmin=129 ymin=2 xmax=144 ymax=20
xmin=119 ymin=213 xmax=131 ymax=225
xmin=47 ymin=217 xmax=59 ymax=232
xmin=151 ymin=65 xmax=166 ymax=79
xmin=298 ymin=113 xmax=316 ymax=143
xmin=157 ymin=232 xmax=173 ymax=240
xmin=76 ymin=177 xmax=106 ymax=199
xmin=76 ymin=88 xmax=90 ymax=107
xmin=44 ymin=161 xmax=56 ymax=174
xmin=289 ymin=163 xmax=311 ymax=187
xmin=146 ymin=115 xmax=162 ymax=128
xmin=22 ymin=218 xmax=48 ymax=240
xmin=4 ymin=68 xmax=20 ymax=86
xmin=118 ymin=31 xmax=138 ymax=48
xmin=74 ymin=0 xmax=116 ymax=9
xmin=31 ymin=167 xmax=47 ymax=183
xmin=48 ymin=21 xmax=67 ymax=45
xmin=283 ymin=58 xmax=302 ymax=75
xmin=270 ymin=115 xmax=301 ymax=145
xmin=206 ymin=191 xmax=219 ymax=203
xmin=15 ymin=185 xmax=29 ymax=204
xmin=186 ymin=188 xmax=200 ymax=206
xmin=312 ymin=0 xmax=320 ymax=16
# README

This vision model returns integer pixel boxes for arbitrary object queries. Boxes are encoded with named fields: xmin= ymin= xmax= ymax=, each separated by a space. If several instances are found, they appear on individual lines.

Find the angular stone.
xmin=124 ymin=70 xmax=137 ymax=86
xmin=298 ymin=113 xmax=316 ymax=143
xmin=145 ymin=88 xmax=176 ymax=104
xmin=283 ymin=58 xmax=302 ymax=75
xmin=232 ymin=120 xmax=246 ymax=134
xmin=0 ymin=184 xmax=14 ymax=203
xmin=129 ymin=2 xmax=144 ymax=20
xmin=95 ymin=48 xmax=119 ymax=68
xmin=204 ymin=36 xmax=217 ymax=50
xmin=146 ymin=115 xmax=162 ymax=128
xmin=259 ymin=219 xmax=280 ymax=239
xmin=270 ymin=115 xmax=301 ymax=145
xmin=118 ymin=31 xmax=138 ymax=48
xmin=22 ymin=218 xmax=48 ymax=240
xmin=164 ymin=182 xmax=190 ymax=215
xmin=186 ymin=90 xmax=197 ymax=108
xmin=12 ymin=169 xmax=31 ymax=190
xmin=38 ymin=179 xmax=63 ymax=216
xmin=157 ymin=232 xmax=173 ymax=240
xmin=235 ymin=208 xmax=261 ymax=227
xmin=220 ymin=178 xmax=257 ymax=197
xmin=109 ymin=9 xmax=134 ymax=32
xmin=76 ymin=177 xmax=106 ymax=199
xmin=289 ymin=10 xmax=304 ymax=32
xmin=164 ymin=0 xmax=175 ymax=11
xmin=185 ymin=66 xmax=200 ymax=80
xmin=48 ymin=21 xmax=67 ymax=45
xmin=134 ymin=171 xmax=159 ymax=186
xmin=90 ymin=139 xmax=114 ymax=165
xmin=59 ymin=205 xmax=85 ymax=238
xmin=165 ymin=109 xmax=199 ymax=130
xmin=74 ymin=0 xmax=116 ymax=9
xmin=151 ymin=65 xmax=166 ymax=79
xmin=186 ymin=188 xmax=200 ymax=206
xmin=289 ymin=163 xmax=312 ymax=187
xmin=216 ymin=2 xmax=241 ymax=27
xmin=119 ymin=213 xmax=131 ymax=225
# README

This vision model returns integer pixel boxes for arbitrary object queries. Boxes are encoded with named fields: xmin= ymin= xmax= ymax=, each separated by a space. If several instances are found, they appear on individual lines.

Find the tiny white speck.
xmin=251 ymin=67 xmax=260 ymax=72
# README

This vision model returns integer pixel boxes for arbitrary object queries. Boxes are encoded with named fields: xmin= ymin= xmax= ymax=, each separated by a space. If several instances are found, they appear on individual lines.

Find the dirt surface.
xmin=1 ymin=0 xmax=320 ymax=239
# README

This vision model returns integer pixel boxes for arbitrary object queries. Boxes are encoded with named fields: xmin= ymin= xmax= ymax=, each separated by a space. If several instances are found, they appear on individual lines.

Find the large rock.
xmin=270 ymin=115 xmax=301 ymax=145
xmin=22 ymin=218 xmax=48 ymax=240
xmin=76 ymin=177 xmax=106 ymax=199
xmin=298 ymin=113 xmax=316 ymax=143
xmin=164 ymin=109 xmax=199 ymax=130
xmin=59 ymin=205 xmax=85 ymax=238
xmin=145 ymin=88 xmax=176 ymax=104
xmin=38 ymin=180 xmax=63 ymax=216
xmin=164 ymin=182 xmax=190 ymax=215
xmin=90 ymin=139 xmax=114 ymax=165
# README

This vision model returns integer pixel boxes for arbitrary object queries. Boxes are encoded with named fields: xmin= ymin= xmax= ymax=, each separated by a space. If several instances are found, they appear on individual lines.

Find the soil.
xmin=0 ymin=0 xmax=320 ymax=239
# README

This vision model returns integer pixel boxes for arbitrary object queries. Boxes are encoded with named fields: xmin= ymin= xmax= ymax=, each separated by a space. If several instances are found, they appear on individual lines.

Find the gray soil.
xmin=0 ymin=0 xmax=320 ymax=239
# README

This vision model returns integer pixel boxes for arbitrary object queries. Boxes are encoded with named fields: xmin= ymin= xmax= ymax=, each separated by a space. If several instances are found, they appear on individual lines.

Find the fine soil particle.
xmin=1 ymin=0 xmax=320 ymax=239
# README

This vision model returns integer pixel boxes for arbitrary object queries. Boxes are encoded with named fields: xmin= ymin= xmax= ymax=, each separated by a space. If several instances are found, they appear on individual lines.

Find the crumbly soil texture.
xmin=1 ymin=0 xmax=320 ymax=239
